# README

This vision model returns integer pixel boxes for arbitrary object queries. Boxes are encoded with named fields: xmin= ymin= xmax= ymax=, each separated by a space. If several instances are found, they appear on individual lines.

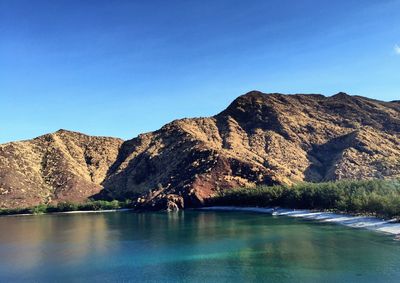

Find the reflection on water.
xmin=0 ymin=211 xmax=399 ymax=282
xmin=0 ymin=213 xmax=111 ymax=270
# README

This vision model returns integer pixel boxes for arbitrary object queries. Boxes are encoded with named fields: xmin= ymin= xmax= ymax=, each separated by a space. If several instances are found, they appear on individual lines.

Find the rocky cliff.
xmin=1 ymin=91 xmax=399 ymax=209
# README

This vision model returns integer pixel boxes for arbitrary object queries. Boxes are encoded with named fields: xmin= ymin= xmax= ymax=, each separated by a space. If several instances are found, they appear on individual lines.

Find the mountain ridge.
xmin=1 ymin=91 xmax=399 ymax=210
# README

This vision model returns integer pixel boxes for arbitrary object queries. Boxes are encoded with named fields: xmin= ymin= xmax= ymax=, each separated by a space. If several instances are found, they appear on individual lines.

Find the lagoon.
xmin=0 ymin=210 xmax=399 ymax=282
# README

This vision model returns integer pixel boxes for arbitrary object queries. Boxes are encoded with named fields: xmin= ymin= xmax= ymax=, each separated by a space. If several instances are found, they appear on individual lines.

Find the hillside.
xmin=1 ymin=91 xmax=399 ymax=210
xmin=0 ymin=130 xmax=123 ymax=208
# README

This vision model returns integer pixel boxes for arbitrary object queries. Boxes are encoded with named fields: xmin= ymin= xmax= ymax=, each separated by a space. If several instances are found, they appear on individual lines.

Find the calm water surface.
xmin=0 ymin=210 xmax=399 ymax=282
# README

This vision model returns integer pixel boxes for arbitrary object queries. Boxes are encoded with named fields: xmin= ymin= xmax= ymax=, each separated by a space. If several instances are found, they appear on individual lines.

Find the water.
xmin=0 ymin=211 xmax=399 ymax=283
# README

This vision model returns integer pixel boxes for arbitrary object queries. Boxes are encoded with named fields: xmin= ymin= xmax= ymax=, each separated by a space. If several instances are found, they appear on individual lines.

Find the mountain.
xmin=1 ymin=91 xmax=400 ymax=210
xmin=0 ymin=130 xmax=123 ymax=208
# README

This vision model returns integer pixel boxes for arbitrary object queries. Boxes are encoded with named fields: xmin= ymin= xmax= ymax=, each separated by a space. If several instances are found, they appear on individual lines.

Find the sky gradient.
xmin=1 ymin=0 xmax=400 ymax=143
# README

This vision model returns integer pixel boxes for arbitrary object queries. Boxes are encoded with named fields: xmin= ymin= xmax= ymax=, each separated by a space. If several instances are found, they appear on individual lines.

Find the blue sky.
xmin=1 ymin=0 xmax=399 ymax=143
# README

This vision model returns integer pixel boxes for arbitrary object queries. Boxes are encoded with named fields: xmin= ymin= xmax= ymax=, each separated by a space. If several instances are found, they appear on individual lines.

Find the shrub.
xmin=30 ymin=204 xmax=48 ymax=214
xmin=56 ymin=202 xmax=78 ymax=212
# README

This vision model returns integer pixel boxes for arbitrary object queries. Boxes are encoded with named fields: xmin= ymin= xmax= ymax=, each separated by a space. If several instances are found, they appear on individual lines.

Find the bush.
xmin=0 ymin=207 xmax=30 ymax=215
xmin=56 ymin=202 xmax=78 ymax=212
xmin=30 ymin=204 xmax=48 ymax=214
xmin=78 ymin=200 xmax=121 ymax=211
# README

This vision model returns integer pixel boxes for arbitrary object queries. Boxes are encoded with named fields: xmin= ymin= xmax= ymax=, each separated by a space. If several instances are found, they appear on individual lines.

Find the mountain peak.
xmin=331 ymin=92 xmax=351 ymax=99
xmin=55 ymin=129 xmax=77 ymax=135
xmin=242 ymin=90 xmax=265 ymax=96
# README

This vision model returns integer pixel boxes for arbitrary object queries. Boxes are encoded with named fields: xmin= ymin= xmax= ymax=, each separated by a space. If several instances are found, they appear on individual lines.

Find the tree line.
xmin=208 ymin=179 xmax=400 ymax=219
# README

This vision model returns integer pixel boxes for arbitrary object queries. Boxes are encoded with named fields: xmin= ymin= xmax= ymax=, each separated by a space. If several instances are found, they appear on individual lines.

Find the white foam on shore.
xmin=200 ymin=206 xmax=400 ymax=236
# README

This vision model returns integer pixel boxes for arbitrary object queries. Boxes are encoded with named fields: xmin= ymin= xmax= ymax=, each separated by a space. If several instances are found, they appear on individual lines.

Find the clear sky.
xmin=1 ymin=0 xmax=399 ymax=143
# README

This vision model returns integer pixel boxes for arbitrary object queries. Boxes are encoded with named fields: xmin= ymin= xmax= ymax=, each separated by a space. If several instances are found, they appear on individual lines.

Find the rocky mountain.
xmin=0 ymin=130 xmax=123 ymax=208
xmin=1 ymin=91 xmax=400 ymax=210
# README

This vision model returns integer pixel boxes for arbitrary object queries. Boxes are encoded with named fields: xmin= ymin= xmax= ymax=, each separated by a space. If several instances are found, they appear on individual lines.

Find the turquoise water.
xmin=0 ymin=211 xmax=399 ymax=283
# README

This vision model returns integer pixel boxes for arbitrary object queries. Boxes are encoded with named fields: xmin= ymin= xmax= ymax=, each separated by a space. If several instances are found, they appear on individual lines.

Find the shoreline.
xmin=199 ymin=206 xmax=400 ymax=236
xmin=3 ymin=205 xmax=400 ymax=236
xmin=0 ymin=208 xmax=133 ymax=217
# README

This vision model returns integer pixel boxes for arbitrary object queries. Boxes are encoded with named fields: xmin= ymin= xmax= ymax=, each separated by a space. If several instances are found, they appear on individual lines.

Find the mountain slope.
xmin=99 ymin=91 xmax=400 ymax=209
xmin=0 ymin=130 xmax=123 ymax=208
xmin=1 ymin=91 xmax=399 ymax=210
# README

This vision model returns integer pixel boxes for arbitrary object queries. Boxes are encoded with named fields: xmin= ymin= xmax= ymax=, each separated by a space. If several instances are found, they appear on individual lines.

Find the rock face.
xmin=1 ymin=91 xmax=400 ymax=209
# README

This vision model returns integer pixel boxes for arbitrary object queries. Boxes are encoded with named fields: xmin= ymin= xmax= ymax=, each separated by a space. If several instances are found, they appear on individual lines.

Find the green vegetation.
xmin=209 ymin=179 xmax=400 ymax=219
xmin=3 ymin=179 xmax=400 ymax=219
xmin=0 ymin=199 xmax=134 ymax=216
